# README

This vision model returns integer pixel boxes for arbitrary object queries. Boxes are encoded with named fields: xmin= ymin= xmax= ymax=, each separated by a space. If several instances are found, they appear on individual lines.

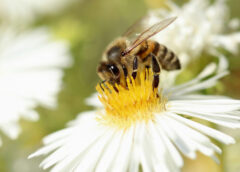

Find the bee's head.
xmin=97 ymin=62 xmax=120 ymax=84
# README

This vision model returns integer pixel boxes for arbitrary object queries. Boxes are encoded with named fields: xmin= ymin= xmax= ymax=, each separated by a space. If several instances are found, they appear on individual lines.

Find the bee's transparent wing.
xmin=123 ymin=17 xmax=177 ymax=55
xmin=122 ymin=16 xmax=150 ymax=39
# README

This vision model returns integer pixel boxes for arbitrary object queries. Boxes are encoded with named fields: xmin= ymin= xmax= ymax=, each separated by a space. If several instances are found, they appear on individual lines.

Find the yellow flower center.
xmin=96 ymin=70 xmax=167 ymax=129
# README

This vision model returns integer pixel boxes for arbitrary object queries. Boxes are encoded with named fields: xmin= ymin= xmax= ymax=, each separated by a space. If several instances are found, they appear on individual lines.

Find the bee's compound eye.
xmin=108 ymin=64 xmax=119 ymax=76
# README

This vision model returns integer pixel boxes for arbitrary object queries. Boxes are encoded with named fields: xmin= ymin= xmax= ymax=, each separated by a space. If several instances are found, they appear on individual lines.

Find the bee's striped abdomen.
xmin=157 ymin=43 xmax=181 ymax=71
xmin=135 ymin=40 xmax=181 ymax=71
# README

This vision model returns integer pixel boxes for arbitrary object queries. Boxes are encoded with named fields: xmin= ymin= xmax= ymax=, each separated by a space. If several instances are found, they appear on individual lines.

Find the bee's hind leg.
xmin=131 ymin=56 xmax=138 ymax=80
xmin=151 ymin=54 xmax=161 ymax=89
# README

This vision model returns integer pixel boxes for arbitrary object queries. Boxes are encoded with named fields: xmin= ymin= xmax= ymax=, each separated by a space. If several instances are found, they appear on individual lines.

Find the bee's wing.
xmin=122 ymin=16 xmax=149 ymax=39
xmin=123 ymin=17 xmax=177 ymax=55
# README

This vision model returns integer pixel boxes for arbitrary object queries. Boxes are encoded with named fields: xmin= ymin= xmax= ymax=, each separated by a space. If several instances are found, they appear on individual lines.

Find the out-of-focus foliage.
xmin=0 ymin=0 xmax=239 ymax=172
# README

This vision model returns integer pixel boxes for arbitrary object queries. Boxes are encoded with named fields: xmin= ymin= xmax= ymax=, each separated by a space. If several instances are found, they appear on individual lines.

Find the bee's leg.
xmin=100 ymin=80 xmax=119 ymax=93
xmin=132 ymin=56 xmax=138 ymax=79
xmin=122 ymin=64 xmax=128 ymax=78
xmin=99 ymin=80 xmax=107 ymax=91
xmin=113 ymin=78 xmax=120 ymax=92
xmin=113 ymin=86 xmax=119 ymax=93
xmin=151 ymin=54 xmax=161 ymax=89
xmin=108 ymin=79 xmax=119 ymax=93
xmin=122 ymin=64 xmax=129 ymax=89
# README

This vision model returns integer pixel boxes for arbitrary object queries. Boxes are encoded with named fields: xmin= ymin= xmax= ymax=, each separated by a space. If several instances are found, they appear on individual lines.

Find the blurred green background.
xmin=0 ymin=0 xmax=240 ymax=171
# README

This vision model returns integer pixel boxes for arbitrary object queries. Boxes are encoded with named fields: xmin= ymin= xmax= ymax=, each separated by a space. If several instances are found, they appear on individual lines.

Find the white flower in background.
xmin=0 ymin=27 xmax=72 ymax=146
xmin=30 ymin=63 xmax=240 ymax=172
xmin=0 ymin=0 xmax=78 ymax=25
xmin=146 ymin=0 xmax=240 ymax=66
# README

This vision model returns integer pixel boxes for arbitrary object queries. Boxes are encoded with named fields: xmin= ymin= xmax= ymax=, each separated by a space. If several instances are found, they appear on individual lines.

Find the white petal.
xmin=169 ymin=99 xmax=240 ymax=113
xmin=211 ymin=33 xmax=240 ymax=54
xmin=229 ymin=18 xmax=240 ymax=29
xmin=21 ymin=110 xmax=39 ymax=121
xmin=49 ymin=130 xmax=106 ymax=172
xmin=128 ymin=123 xmax=142 ymax=172
xmin=72 ymin=129 xmax=115 ymax=172
xmin=156 ymin=115 xmax=196 ymax=159
xmin=109 ymin=126 xmax=134 ymax=172
xmin=85 ymin=93 xmax=103 ymax=108
xmin=0 ymin=122 xmax=20 ymax=139
xmin=165 ymin=63 xmax=217 ymax=95
xmin=43 ymin=128 xmax=73 ymax=145
xmin=0 ymin=0 xmax=78 ymax=24
xmin=29 ymin=111 xmax=107 ymax=170
xmin=168 ymin=113 xmax=235 ymax=144
xmin=147 ymin=121 xmax=179 ymax=172
xmin=139 ymin=123 xmax=153 ymax=172
xmin=169 ymin=100 xmax=240 ymax=128
xmin=29 ymin=138 xmax=66 ymax=159
xmin=95 ymin=130 xmax=123 ymax=172
xmin=170 ymin=71 xmax=228 ymax=96
xmin=39 ymin=122 xmax=99 ymax=170
xmin=170 ymin=94 xmax=230 ymax=100
xmin=165 ymin=113 xmax=221 ymax=155
xmin=0 ymin=27 xmax=72 ymax=143
xmin=155 ymin=121 xmax=184 ymax=167
xmin=50 ymin=129 xmax=107 ymax=171
xmin=217 ymin=53 xmax=229 ymax=73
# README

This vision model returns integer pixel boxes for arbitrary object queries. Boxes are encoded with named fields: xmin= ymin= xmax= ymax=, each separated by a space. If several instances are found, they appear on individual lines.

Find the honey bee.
xmin=97 ymin=16 xmax=181 ymax=89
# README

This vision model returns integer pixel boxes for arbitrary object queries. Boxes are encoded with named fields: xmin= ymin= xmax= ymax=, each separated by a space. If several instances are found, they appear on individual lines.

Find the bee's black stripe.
xmin=165 ymin=52 xmax=175 ymax=63
xmin=152 ymin=42 xmax=160 ymax=55
xmin=158 ymin=45 xmax=167 ymax=60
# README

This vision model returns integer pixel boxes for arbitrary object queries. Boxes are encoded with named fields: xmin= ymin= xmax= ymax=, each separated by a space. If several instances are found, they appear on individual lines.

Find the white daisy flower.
xmin=29 ymin=63 xmax=240 ymax=172
xmin=146 ymin=0 xmax=240 ymax=66
xmin=0 ymin=0 xmax=78 ymax=25
xmin=0 ymin=27 xmax=72 ymax=146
